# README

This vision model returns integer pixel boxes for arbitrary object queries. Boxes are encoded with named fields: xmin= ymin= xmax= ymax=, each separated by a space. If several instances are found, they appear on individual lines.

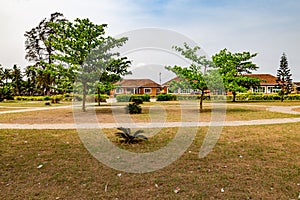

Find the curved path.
xmin=0 ymin=104 xmax=299 ymax=129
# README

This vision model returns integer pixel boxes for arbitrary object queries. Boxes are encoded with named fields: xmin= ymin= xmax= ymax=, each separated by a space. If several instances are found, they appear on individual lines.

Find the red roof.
xmin=115 ymin=79 xmax=161 ymax=88
xmin=162 ymin=77 xmax=182 ymax=86
xmin=243 ymin=74 xmax=277 ymax=85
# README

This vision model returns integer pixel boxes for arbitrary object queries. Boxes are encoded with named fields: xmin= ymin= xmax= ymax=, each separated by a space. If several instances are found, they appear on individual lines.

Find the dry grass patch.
xmin=292 ymin=107 xmax=300 ymax=112
xmin=1 ymin=123 xmax=300 ymax=199
xmin=0 ymin=102 xmax=299 ymax=124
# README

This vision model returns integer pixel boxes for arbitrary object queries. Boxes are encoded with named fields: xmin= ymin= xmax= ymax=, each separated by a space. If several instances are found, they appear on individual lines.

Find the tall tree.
xmin=87 ymin=36 xmax=132 ymax=106
xmin=276 ymin=53 xmax=293 ymax=102
xmin=49 ymin=18 xmax=131 ymax=111
xmin=212 ymin=48 xmax=261 ymax=102
xmin=166 ymin=43 xmax=212 ymax=112
xmin=11 ymin=64 xmax=23 ymax=96
xmin=24 ymin=65 xmax=37 ymax=96
xmin=24 ymin=12 xmax=66 ymax=95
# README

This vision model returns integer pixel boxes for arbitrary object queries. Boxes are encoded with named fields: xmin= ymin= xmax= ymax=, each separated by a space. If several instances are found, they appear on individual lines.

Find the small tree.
xmin=49 ymin=18 xmax=130 ymax=111
xmin=212 ymin=49 xmax=261 ymax=102
xmin=276 ymin=53 xmax=293 ymax=102
xmin=166 ymin=43 xmax=212 ymax=112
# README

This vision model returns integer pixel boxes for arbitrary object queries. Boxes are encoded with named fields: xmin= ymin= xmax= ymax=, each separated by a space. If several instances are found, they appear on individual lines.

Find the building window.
xmin=267 ymin=86 xmax=274 ymax=94
xmin=144 ymin=88 xmax=152 ymax=94
xmin=126 ymin=88 xmax=134 ymax=94
xmin=116 ymin=88 xmax=123 ymax=94
xmin=253 ymin=86 xmax=266 ymax=93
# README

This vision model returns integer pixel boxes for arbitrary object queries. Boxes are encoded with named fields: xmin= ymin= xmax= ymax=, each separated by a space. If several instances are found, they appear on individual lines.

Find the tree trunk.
xmin=97 ymin=87 xmax=101 ymax=106
xmin=199 ymin=89 xmax=204 ymax=112
xmin=82 ymin=82 xmax=87 ymax=112
xmin=232 ymin=91 xmax=236 ymax=102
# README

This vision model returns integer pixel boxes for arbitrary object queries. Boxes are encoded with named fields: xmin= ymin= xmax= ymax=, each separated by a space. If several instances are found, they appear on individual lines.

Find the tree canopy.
xmin=212 ymin=48 xmax=261 ymax=102
xmin=166 ymin=43 xmax=214 ymax=112
xmin=48 ymin=17 xmax=131 ymax=111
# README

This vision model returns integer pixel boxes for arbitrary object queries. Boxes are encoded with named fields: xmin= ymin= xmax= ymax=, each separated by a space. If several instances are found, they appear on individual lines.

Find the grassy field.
xmin=1 ymin=123 xmax=300 ymax=199
xmin=0 ymin=101 xmax=299 ymax=124
xmin=0 ymin=100 xmax=300 ymax=199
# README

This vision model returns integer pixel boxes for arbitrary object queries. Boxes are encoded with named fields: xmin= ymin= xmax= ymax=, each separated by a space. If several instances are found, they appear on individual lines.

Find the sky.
xmin=1 ymin=0 xmax=300 ymax=83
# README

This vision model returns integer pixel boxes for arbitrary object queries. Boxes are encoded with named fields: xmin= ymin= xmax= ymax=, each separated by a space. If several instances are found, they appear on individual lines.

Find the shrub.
xmin=115 ymin=127 xmax=147 ymax=144
xmin=133 ymin=94 xmax=150 ymax=102
xmin=116 ymin=94 xmax=132 ymax=102
xmin=126 ymin=103 xmax=142 ymax=114
xmin=43 ymin=96 xmax=51 ymax=101
xmin=156 ymin=94 xmax=177 ymax=101
xmin=131 ymin=98 xmax=143 ymax=105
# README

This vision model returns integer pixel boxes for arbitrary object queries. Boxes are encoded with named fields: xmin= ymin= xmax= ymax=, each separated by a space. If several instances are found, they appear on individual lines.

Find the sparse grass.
xmin=1 ymin=123 xmax=300 ymax=199
xmin=0 ymin=102 xmax=299 ymax=124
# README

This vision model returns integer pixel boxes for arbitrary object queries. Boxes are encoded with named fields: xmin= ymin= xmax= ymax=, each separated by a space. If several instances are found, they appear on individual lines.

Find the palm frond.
xmin=115 ymin=132 xmax=129 ymax=139
xmin=136 ymin=135 xmax=147 ymax=140
xmin=133 ymin=130 xmax=144 ymax=137
xmin=117 ymin=127 xmax=130 ymax=135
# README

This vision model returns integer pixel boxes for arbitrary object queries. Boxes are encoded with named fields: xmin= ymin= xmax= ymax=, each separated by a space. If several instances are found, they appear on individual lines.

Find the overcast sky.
xmin=1 ymin=0 xmax=300 ymax=82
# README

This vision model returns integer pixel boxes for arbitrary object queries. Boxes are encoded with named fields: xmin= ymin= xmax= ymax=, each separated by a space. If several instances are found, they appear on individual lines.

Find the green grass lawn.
xmin=1 ymin=123 xmax=300 ymax=199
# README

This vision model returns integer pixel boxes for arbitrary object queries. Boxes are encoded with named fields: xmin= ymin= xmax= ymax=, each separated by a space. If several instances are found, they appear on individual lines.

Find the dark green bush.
xmin=131 ymin=98 xmax=143 ymax=105
xmin=132 ymin=94 xmax=150 ymax=102
xmin=156 ymin=94 xmax=177 ymax=101
xmin=126 ymin=103 xmax=142 ymax=114
xmin=43 ymin=96 xmax=51 ymax=101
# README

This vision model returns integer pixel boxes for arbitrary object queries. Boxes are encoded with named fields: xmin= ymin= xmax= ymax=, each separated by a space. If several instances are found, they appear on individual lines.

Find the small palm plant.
xmin=115 ymin=127 xmax=147 ymax=144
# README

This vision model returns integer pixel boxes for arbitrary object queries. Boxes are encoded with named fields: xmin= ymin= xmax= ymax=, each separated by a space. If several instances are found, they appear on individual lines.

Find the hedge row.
xmin=235 ymin=93 xmax=300 ymax=101
xmin=156 ymin=94 xmax=177 ymax=101
xmin=156 ymin=93 xmax=300 ymax=101
xmin=14 ymin=94 xmax=109 ymax=102
xmin=116 ymin=94 xmax=150 ymax=102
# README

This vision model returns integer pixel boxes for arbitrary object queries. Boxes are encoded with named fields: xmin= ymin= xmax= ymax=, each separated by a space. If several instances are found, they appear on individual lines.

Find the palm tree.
xmin=11 ymin=64 xmax=23 ymax=96
xmin=115 ymin=127 xmax=147 ymax=144
xmin=3 ymin=68 xmax=12 ymax=85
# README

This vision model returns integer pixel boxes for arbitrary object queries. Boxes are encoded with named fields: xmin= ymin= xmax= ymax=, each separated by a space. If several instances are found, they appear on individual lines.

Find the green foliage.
xmin=176 ymin=94 xmax=211 ymax=101
xmin=115 ymin=127 xmax=147 ymax=144
xmin=131 ymin=98 xmax=143 ymax=105
xmin=226 ymin=93 xmax=300 ymax=101
xmin=156 ymin=94 xmax=177 ymax=101
xmin=165 ymin=43 xmax=217 ymax=111
xmin=43 ymin=96 xmax=51 ymax=101
xmin=126 ymin=103 xmax=142 ymax=114
xmin=276 ymin=53 xmax=293 ymax=102
xmin=24 ymin=12 xmax=66 ymax=96
xmin=212 ymin=48 xmax=261 ymax=102
xmin=116 ymin=94 xmax=150 ymax=102
xmin=116 ymin=95 xmax=131 ymax=102
xmin=49 ymin=17 xmax=131 ymax=111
